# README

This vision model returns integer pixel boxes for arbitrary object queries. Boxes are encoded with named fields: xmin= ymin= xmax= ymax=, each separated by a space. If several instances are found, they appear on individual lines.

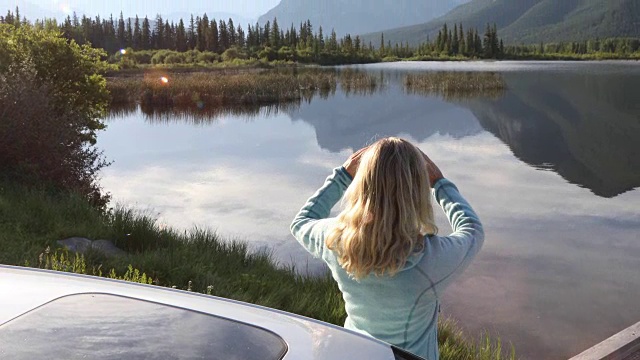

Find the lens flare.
xmin=120 ymin=49 xmax=127 ymax=55
xmin=160 ymin=77 xmax=169 ymax=84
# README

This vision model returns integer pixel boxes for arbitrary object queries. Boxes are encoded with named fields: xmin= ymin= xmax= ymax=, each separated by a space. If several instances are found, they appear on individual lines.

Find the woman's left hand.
xmin=343 ymin=146 xmax=370 ymax=178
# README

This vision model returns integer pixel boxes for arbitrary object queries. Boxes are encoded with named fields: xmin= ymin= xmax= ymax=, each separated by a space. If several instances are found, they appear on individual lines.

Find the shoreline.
xmin=106 ymin=57 xmax=639 ymax=77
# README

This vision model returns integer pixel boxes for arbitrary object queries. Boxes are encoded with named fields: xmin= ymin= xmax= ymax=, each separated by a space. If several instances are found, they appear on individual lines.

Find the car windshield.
xmin=0 ymin=293 xmax=287 ymax=360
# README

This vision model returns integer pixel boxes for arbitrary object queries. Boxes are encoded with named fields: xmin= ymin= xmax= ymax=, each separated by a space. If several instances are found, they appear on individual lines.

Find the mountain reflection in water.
xmin=109 ymin=68 xmax=640 ymax=199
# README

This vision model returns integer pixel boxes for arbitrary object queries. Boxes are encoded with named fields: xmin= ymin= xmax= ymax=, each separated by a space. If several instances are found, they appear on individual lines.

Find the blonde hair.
xmin=326 ymin=137 xmax=438 ymax=280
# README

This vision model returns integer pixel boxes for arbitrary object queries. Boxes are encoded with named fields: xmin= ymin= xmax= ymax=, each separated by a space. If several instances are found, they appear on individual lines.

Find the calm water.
xmin=100 ymin=62 xmax=640 ymax=359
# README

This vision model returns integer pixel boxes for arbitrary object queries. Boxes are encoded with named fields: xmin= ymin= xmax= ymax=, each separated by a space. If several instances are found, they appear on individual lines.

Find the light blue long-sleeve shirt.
xmin=291 ymin=167 xmax=484 ymax=360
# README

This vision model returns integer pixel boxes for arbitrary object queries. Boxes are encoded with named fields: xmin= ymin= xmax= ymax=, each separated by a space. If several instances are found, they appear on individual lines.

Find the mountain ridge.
xmin=258 ymin=0 xmax=470 ymax=36
xmin=360 ymin=0 xmax=640 ymax=45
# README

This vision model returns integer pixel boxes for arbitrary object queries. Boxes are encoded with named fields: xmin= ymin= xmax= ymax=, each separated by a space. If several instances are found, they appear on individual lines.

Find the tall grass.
xmin=339 ymin=68 xmax=386 ymax=96
xmin=404 ymin=72 xmax=507 ymax=100
xmin=107 ymin=68 xmax=339 ymax=108
xmin=0 ymin=180 xmax=516 ymax=359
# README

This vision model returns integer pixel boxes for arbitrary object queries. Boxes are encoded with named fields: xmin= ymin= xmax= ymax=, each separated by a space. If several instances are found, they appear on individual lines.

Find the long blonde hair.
xmin=326 ymin=137 xmax=438 ymax=280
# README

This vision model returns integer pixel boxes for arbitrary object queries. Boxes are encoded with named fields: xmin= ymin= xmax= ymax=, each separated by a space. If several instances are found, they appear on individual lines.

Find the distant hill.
xmin=258 ymin=0 xmax=470 ymax=37
xmin=2 ymin=0 xmax=69 ymax=21
xmin=361 ymin=0 xmax=640 ymax=45
xmin=160 ymin=12 xmax=255 ymax=27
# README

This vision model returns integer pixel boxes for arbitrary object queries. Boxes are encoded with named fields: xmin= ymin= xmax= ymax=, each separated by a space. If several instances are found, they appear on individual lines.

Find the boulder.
xmin=57 ymin=237 xmax=126 ymax=258
xmin=57 ymin=237 xmax=92 ymax=254
xmin=91 ymin=240 xmax=126 ymax=257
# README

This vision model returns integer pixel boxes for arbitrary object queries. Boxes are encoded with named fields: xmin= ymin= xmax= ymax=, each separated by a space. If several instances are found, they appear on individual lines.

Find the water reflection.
xmin=467 ymin=71 xmax=640 ymax=197
xmin=109 ymin=102 xmax=298 ymax=124
xmin=108 ymin=68 xmax=640 ymax=199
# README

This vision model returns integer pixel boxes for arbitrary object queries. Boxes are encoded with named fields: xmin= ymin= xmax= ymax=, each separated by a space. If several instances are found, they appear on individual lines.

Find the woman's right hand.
xmin=343 ymin=146 xmax=371 ymax=178
xmin=420 ymin=150 xmax=444 ymax=187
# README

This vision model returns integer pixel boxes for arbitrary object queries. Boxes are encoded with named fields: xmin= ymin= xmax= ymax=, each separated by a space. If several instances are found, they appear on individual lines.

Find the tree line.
xmin=0 ymin=7 xmax=509 ymax=63
xmin=2 ymin=7 xmax=638 ymax=65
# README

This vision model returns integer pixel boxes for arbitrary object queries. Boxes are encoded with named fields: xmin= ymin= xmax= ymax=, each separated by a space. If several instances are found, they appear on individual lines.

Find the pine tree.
xmin=14 ymin=6 xmax=20 ymax=27
xmin=228 ymin=18 xmax=237 ymax=46
xmin=219 ymin=20 xmax=229 ymax=51
xmin=125 ymin=19 xmax=133 ymax=48
xmin=141 ymin=16 xmax=151 ymax=50
xmin=459 ymin=24 xmax=466 ymax=56
xmin=452 ymin=24 xmax=459 ymax=55
xmin=207 ymin=19 xmax=219 ymax=52
xmin=133 ymin=16 xmax=141 ymax=49
xmin=271 ymin=18 xmax=280 ymax=49
xmin=262 ymin=21 xmax=271 ymax=47
xmin=176 ymin=19 xmax=187 ymax=51
xmin=491 ymin=24 xmax=500 ymax=57
xmin=196 ymin=14 xmax=208 ymax=51
xmin=328 ymin=29 xmax=338 ymax=52
xmin=117 ymin=12 xmax=126 ymax=49
xmin=483 ymin=23 xmax=492 ymax=58
xmin=188 ymin=15 xmax=196 ymax=50
xmin=154 ymin=15 xmax=164 ymax=49
xmin=165 ymin=20 xmax=174 ymax=50
xmin=236 ymin=25 xmax=245 ymax=48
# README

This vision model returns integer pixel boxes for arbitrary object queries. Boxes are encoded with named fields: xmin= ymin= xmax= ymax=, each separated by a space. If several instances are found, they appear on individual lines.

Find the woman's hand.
xmin=343 ymin=146 xmax=371 ymax=178
xmin=420 ymin=150 xmax=444 ymax=187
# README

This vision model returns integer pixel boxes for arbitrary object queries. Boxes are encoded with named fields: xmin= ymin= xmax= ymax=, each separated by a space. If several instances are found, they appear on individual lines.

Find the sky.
xmin=5 ymin=0 xmax=282 ymax=20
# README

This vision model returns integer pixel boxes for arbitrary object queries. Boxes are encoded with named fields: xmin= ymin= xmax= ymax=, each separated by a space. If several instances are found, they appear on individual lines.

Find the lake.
xmin=100 ymin=61 xmax=640 ymax=360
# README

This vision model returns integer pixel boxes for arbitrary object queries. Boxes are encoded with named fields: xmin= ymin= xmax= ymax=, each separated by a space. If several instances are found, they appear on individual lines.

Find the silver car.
xmin=0 ymin=265 xmax=424 ymax=359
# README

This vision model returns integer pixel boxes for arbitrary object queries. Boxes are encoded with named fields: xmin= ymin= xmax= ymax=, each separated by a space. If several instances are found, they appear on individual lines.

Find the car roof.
xmin=0 ymin=265 xmax=395 ymax=360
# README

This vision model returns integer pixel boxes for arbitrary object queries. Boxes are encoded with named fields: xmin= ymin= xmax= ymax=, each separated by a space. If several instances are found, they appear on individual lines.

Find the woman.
xmin=291 ymin=137 xmax=484 ymax=360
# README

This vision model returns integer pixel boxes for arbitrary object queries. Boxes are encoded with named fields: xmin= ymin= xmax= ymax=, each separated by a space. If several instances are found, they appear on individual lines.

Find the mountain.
xmin=2 ymin=0 xmax=70 ymax=21
xmin=161 ymin=12 xmax=255 ymax=27
xmin=258 ymin=0 xmax=470 ymax=37
xmin=361 ymin=0 xmax=640 ymax=45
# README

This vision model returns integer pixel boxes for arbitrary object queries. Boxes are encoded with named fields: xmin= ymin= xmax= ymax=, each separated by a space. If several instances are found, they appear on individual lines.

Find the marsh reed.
xmin=404 ymin=72 xmax=507 ymax=100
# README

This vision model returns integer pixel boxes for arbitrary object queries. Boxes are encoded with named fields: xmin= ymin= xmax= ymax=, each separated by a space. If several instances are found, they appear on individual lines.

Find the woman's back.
xmin=290 ymin=138 xmax=484 ymax=360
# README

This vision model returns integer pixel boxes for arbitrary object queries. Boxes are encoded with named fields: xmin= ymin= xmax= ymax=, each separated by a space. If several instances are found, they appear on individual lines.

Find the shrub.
xmin=196 ymin=51 xmax=219 ymax=64
xmin=258 ymin=47 xmax=277 ymax=61
xmin=0 ymin=24 xmax=110 ymax=206
xmin=164 ymin=52 xmax=185 ymax=64
xmin=151 ymin=49 xmax=171 ymax=65
xmin=222 ymin=47 xmax=247 ymax=62
xmin=129 ymin=50 xmax=154 ymax=64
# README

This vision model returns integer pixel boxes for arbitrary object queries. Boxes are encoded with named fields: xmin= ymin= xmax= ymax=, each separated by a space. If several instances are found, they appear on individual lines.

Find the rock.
xmin=91 ymin=240 xmax=126 ymax=258
xmin=57 ymin=237 xmax=92 ymax=254
xmin=57 ymin=237 xmax=126 ymax=258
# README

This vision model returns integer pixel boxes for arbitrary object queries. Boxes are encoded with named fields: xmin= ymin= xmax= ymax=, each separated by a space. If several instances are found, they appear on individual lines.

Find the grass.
xmin=339 ymin=68 xmax=387 ymax=96
xmin=106 ymin=68 xmax=386 ymax=111
xmin=107 ymin=68 xmax=337 ymax=108
xmin=0 ymin=180 xmax=516 ymax=359
xmin=404 ymin=72 xmax=507 ymax=100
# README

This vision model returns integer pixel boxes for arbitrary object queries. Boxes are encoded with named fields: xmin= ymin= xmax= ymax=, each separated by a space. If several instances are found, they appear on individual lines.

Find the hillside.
xmin=361 ymin=0 xmax=640 ymax=45
xmin=258 ymin=0 xmax=469 ymax=37
xmin=3 ymin=0 xmax=67 ymax=21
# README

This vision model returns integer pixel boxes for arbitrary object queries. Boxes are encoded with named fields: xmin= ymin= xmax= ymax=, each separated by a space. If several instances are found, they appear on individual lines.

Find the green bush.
xmin=196 ymin=51 xmax=220 ymax=63
xmin=133 ymin=50 xmax=154 ymax=64
xmin=0 ymin=24 xmax=110 ymax=206
xmin=222 ymin=47 xmax=247 ymax=62
xmin=150 ymin=49 xmax=171 ymax=65
xmin=164 ymin=52 xmax=185 ymax=64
